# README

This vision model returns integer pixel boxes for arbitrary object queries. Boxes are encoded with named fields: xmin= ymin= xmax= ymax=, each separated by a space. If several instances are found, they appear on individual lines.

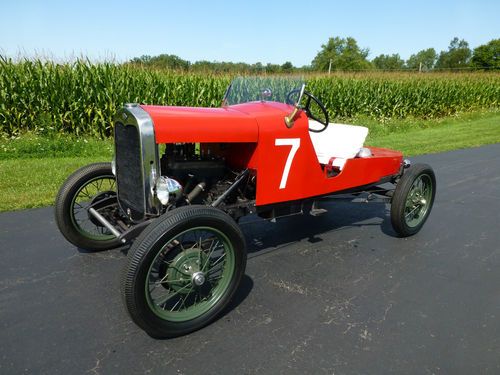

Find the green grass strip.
xmin=367 ymin=111 xmax=500 ymax=155
xmin=0 ymin=134 xmax=113 ymax=160
xmin=0 ymin=157 xmax=107 ymax=211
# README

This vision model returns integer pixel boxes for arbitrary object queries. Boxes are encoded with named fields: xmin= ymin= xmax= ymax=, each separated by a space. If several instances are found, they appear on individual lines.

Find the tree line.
xmin=129 ymin=37 xmax=499 ymax=73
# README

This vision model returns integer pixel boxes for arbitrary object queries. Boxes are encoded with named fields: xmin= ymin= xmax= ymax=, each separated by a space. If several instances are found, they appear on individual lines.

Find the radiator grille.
xmin=114 ymin=122 xmax=145 ymax=220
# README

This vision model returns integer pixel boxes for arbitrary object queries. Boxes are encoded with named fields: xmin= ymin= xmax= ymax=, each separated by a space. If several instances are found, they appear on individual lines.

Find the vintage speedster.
xmin=55 ymin=76 xmax=436 ymax=338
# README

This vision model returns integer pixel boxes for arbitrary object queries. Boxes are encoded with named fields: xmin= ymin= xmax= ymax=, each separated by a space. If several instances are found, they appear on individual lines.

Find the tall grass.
xmin=0 ymin=58 xmax=229 ymax=137
xmin=1 ymin=57 xmax=498 ymax=137
xmin=308 ymin=73 xmax=500 ymax=119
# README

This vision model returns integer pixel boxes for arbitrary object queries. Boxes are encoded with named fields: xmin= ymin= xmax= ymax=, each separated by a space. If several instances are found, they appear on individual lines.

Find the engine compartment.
xmin=159 ymin=143 xmax=256 ymax=216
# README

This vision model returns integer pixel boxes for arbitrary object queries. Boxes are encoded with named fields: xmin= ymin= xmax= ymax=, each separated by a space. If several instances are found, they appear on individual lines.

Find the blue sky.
xmin=1 ymin=0 xmax=498 ymax=66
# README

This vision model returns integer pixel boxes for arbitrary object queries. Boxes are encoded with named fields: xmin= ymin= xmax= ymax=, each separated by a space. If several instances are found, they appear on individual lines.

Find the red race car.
xmin=55 ymin=76 xmax=436 ymax=338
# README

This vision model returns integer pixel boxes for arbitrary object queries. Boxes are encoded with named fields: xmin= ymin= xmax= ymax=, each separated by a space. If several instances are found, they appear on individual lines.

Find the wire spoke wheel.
xmin=70 ymin=176 xmax=117 ymax=240
xmin=55 ymin=162 xmax=123 ymax=251
xmin=122 ymin=205 xmax=246 ymax=338
xmin=146 ymin=227 xmax=235 ymax=322
xmin=391 ymin=163 xmax=436 ymax=237
xmin=403 ymin=174 xmax=433 ymax=227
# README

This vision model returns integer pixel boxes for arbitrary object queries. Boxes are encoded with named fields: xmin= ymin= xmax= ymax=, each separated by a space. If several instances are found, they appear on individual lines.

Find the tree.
xmin=250 ymin=62 xmax=264 ymax=73
xmin=130 ymin=54 xmax=190 ymax=71
xmin=372 ymin=54 xmax=405 ymax=70
xmin=435 ymin=37 xmax=471 ymax=69
xmin=280 ymin=61 xmax=294 ymax=73
xmin=471 ymin=39 xmax=500 ymax=69
xmin=406 ymin=48 xmax=437 ymax=71
xmin=264 ymin=63 xmax=281 ymax=73
xmin=130 ymin=55 xmax=153 ymax=65
xmin=312 ymin=36 xmax=371 ymax=71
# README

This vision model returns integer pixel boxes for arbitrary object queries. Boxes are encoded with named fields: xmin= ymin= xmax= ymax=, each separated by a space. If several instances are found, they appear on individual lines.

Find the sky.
xmin=1 ymin=0 xmax=499 ymax=66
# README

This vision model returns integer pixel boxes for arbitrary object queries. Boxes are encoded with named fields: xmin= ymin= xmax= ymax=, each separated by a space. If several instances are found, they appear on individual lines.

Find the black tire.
xmin=55 ymin=162 xmax=123 ymax=251
xmin=391 ymin=163 xmax=436 ymax=237
xmin=122 ymin=205 xmax=247 ymax=339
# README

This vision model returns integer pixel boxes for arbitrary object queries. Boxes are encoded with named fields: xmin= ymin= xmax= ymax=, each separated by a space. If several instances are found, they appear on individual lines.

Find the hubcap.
xmin=192 ymin=272 xmax=206 ymax=286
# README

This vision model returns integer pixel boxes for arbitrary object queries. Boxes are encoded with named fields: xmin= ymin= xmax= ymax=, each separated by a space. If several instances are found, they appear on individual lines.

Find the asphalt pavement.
xmin=1 ymin=144 xmax=500 ymax=375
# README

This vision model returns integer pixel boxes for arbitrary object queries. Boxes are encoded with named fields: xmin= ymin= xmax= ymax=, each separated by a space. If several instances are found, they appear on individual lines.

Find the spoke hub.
xmin=165 ymin=248 xmax=208 ymax=292
xmin=192 ymin=271 xmax=206 ymax=286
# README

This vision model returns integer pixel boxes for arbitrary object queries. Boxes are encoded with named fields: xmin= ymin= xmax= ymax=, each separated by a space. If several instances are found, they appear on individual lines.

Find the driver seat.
xmin=308 ymin=120 xmax=369 ymax=170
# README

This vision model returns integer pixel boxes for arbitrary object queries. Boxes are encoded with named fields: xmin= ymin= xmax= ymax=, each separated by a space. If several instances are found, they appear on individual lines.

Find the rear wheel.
xmin=391 ymin=163 xmax=436 ymax=237
xmin=122 ymin=205 xmax=246 ymax=338
xmin=55 ymin=162 xmax=123 ymax=251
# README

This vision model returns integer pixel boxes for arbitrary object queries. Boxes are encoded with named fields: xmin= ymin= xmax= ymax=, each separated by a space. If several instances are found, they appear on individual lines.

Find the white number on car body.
xmin=275 ymin=138 xmax=301 ymax=189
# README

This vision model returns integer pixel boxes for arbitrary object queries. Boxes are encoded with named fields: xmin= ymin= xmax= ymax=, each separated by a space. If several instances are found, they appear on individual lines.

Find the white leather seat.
xmin=308 ymin=120 xmax=369 ymax=170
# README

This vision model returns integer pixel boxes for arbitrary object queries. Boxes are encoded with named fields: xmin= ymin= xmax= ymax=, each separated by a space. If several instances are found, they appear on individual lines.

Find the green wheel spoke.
xmin=178 ymin=287 xmax=195 ymax=311
xmin=210 ymin=253 xmax=225 ymax=267
xmin=207 ymin=261 xmax=225 ymax=275
xmin=168 ymin=298 xmax=183 ymax=312
xmin=208 ymin=275 xmax=223 ymax=283
xmin=202 ymin=239 xmax=219 ymax=271
xmin=155 ymin=283 xmax=192 ymax=306
xmin=405 ymin=206 xmax=419 ymax=219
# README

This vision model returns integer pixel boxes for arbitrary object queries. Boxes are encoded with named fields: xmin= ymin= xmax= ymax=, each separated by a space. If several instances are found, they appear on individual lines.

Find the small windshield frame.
xmin=223 ymin=76 xmax=304 ymax=106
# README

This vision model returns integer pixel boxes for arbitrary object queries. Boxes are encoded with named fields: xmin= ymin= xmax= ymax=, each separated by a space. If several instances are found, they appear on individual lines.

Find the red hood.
xmin=141 ymin=102 xmax=291 ymax=143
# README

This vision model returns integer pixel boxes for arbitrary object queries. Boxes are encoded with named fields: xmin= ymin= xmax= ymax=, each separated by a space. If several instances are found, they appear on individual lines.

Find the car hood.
xmin=142 ymin=102 xmax=291 ymax=143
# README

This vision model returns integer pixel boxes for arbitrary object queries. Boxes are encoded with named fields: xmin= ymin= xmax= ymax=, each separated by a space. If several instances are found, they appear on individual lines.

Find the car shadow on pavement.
xmin=241 ymin=200 xmax=395 ymax=255
xmin=380 ymin=216 xmax=399 ymax=238
xmin=148 ymin=275 xmax=254 ymax=341
xmin=74 ymin=200 xmax=397 ymax=257
xmin=217 ymin=274 xmax=254 ymax=318
xmin=76 ymin=243 xmax=130 ymax=255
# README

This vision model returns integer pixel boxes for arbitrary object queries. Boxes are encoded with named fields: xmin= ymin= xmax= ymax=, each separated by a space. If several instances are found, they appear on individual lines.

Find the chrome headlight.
xmin=156 ymin=176 xmax=183 ymax=205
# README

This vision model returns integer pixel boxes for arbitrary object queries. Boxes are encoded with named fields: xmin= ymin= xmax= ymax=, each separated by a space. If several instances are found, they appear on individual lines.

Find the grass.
xmin=365 ymin=110 xmax=500 ymax=155
xmin=0 ymin=111 xmax=498 ymax=212
xmin=0 ymin=157 xmax=107 ymax=211
xmin=0 ymin=132 xmax=112 ymax=160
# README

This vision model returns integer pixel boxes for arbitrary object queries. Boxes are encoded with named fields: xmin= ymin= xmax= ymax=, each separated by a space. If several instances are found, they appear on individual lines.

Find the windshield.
xmin=223 ymin=76 xmax=304 ymax=106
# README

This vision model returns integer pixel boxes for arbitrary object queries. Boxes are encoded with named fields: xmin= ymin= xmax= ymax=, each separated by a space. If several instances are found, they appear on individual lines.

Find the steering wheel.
xmin=286 ymin=89 xmax=329 ymax=132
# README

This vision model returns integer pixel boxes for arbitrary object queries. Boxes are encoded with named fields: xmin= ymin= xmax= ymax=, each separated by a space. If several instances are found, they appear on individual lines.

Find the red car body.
xmin=143 ymin=102 xmax=403 ymax=206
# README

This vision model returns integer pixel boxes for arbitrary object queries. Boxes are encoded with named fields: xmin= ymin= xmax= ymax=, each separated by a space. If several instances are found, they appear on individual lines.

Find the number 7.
xmin=275 ymin=138 xmax=301 ymax=189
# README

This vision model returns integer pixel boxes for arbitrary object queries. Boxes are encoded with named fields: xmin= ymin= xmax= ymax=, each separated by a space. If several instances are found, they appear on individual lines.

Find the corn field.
xmin=1 ymin=58 xmax=499 ymax=137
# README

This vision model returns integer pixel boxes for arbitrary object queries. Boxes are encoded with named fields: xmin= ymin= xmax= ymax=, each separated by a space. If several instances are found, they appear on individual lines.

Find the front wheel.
xmin=122 ymin=205 xmax=247 ymax=338
xmin=55 ymin=162 xmax=124 ymax=251
xmin=391 ymin=163 xmax=436 ymax=237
